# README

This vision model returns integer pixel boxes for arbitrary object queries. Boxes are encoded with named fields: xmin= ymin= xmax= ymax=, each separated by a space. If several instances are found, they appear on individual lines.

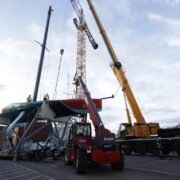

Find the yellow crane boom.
xmin=86 ymin=0 xmax=145 ymax=124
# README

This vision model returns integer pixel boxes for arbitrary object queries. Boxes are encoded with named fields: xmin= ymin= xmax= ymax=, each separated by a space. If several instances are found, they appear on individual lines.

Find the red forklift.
xmin=62 ymin=76 xmax=124 ymax=174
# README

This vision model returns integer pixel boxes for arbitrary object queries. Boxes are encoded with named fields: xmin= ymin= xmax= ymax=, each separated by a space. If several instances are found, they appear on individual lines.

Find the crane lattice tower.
xmin=75 ymin=25 xmax=86 ymax=99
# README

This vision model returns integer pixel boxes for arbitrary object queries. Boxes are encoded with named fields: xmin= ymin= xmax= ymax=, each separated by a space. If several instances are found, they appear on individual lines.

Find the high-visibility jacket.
xmin=27 ymin=95 xmax=32 ymax=102
xmin=43 ymin=93 xmax=49 ymax=101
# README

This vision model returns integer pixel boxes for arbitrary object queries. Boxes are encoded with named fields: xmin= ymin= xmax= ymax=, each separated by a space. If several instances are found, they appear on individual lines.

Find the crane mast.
xmin=33 ymin=6 xmax=52 ymax=101
xmin=86 ymin=0 xmax=146 ymax=124
xmin=70 ymin=0 xmax=98 ymax=99
xmin=74 ymin=18 xmax=86 ymax=99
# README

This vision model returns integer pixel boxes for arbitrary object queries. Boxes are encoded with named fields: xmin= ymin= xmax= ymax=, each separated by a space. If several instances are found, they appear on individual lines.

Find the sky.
xmin=0 ymin=0 xmax=180 ymax=132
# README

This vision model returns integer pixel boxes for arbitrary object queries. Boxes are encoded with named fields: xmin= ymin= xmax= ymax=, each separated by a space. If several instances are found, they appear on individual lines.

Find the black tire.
xmin=161 ymin=142 xmax=171 ymax=156
xmin=75 ymin=149 xmax=87 ymax=174
xmin=148 ymin=142 xmax=160 ymax=156
xmin=135 ymin=142 xmax=147 ymax=155
xmin=111 ymin=155 xmax=124 ymax=171
xmin=122 ymin=143 xmax=132 ymax=155
xmin=64 ymin=149 xmax=72 ymax=166
xmin=174 ymin=142 xmax=180 ymax=155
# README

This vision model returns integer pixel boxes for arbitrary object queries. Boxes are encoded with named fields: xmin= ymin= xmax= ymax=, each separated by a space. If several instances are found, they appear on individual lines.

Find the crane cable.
xmin=114 ymin=86 xmax=120 ymax=97
xmin=52 ymin=49 xmax=64 ymax=100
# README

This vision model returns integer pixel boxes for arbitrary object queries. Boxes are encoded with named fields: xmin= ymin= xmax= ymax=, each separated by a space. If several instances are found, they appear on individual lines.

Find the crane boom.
xmin=75 ymin=76 xmax=106 ymax=133
xmin=86 ymin=0 xmax=145 ymax=124
xmin=71 ymin=0 xmax=98 ymax=49
xmin=71 ymin=0 xmax=83 ymax=20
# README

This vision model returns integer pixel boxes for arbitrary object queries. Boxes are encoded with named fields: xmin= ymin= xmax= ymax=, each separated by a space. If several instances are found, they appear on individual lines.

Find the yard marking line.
xmin=0 ymin=165 xmax=17 ymax=170
xmin=0 ymin=167 xmax=16 ymax=171
xmin=18 ymin=164 xmax=55 ymax=180
xmin=27 ymin=175 xmax=44 ymax=180
xmin=8 ymin=172 xmax=36 ymax=179
xmin=128 ymin=167 xmax=180 ymax=177
xmin=2 ymin=168 xmax=31 ymax=176
xmin=0 ymin=167 xmax=26 ymax=174
xmin=1 ymin=162 xmax=55 ymax=180
xmin=0 ymin=165 xmax=20 ymax=170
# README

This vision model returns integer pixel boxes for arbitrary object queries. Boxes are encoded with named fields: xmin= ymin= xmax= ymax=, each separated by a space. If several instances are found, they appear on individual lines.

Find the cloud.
xmin=160 ymin=0 xmax=180 ymax=6
xmin=175 ymin=62 xmax=180 ymax=68
xmin=101 ymin=114 xmax=121 ymax=133
xmin=146 ymin=107 xmax=177 ymax=115
xmin=156 ymin=117 xmax=180 ymax=128
xmin=166 ymin=37 xmax=180 ymax=47
xmin=27 ymin=23 xmax=44 ymax=39
xmin=0 ymin=38 xmax=38 ymax=59
xmin=147 ymin=13 xmax=180 ymax=26
xmin=147 ymin=14 xmax=164 ymax=23
xmin=0 ymin=84 xmax=6 ymax=91
xmin=146 ymin=12 xmax=180 ymax=48
xmin=150 ymin=0 xmax=180 ymax=6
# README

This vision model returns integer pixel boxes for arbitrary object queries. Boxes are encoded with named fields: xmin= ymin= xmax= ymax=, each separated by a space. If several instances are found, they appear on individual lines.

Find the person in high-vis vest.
xmin=27 ymin=95 xmax=32 ymax=102
xmin=43 ymin=93 xmax=50 ymax=101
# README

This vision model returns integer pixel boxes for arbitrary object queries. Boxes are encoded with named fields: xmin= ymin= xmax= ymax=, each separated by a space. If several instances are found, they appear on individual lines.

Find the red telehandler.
xmin=62 ymin=76 xmax=124 ymax=174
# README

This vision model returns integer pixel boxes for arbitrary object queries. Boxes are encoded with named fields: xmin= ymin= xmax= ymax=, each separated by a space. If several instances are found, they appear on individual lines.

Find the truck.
xmin=61 ymin=76 xmax=124 ymax=174
xmin=86 ymin=0 xmax=180 ymax=156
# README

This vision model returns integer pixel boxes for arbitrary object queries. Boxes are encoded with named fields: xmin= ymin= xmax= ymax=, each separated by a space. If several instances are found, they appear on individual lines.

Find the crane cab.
xmin=119 ymin=122 xmax=159 ymax=139
xmin=118 ymin=123 xmax=134 ymax=139
xmin=63 ymin=121 xmax=92 ymax=149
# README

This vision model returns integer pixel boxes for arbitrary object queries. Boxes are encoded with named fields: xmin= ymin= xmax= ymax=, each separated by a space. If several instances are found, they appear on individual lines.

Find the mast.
xmin=33 ymin=6 xmax=53 ymax=101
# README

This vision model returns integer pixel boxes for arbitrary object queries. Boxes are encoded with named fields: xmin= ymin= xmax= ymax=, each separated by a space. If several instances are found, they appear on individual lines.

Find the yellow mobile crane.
xmin=86 ymin=0 xmax=162 ymax=155
xmin=86 ymin=0 xmax=159 ymax=137
xmin=86 ymin=0 xmax=180 ymax=156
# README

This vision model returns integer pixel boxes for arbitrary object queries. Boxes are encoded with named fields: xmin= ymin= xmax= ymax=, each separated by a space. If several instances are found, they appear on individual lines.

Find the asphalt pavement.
xmin=0 ymin=155 xmax=180 ymax=180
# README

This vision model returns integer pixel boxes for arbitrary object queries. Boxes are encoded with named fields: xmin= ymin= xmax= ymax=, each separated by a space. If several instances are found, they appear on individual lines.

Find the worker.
xmin=43 ymin=93 xmax=50 ymax=101
xmin=27 ymin=95 xmax=32 ymax=102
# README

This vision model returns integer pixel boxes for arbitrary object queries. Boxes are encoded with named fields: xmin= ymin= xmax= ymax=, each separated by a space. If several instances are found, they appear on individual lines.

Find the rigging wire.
xmin=52 ymin=49 xmax=64 ymax=100
xmin=64 ymin=58 xmax=70 ymax=98
xmin=127 ymin=77 xmax=148 ymax=121
xmin=63 ymin=56 xmax=74 ymax=99
xmin=114 ymin=86 xmax=120 ymax=97
xmin=50 ymin=1 xmax=72 ymax=99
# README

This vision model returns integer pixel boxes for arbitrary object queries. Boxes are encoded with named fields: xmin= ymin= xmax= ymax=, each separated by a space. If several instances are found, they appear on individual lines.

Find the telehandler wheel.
xmin=63 ymin=149 xmax=72 ymax=166
xmin=111 ymin=155 xmax=124 ymax=171
xmin=75 ymin=149 xmax=87 ymax=174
